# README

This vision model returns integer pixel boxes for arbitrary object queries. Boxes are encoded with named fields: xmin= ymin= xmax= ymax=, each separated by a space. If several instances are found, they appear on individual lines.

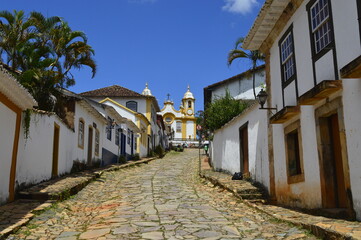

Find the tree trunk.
xmin=252 ymin=62 xmax=256 ymax=99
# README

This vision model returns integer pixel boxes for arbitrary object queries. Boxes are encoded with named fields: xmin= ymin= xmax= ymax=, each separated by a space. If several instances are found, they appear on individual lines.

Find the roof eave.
xmin=243 ymin=0 xmax=291 ymax=51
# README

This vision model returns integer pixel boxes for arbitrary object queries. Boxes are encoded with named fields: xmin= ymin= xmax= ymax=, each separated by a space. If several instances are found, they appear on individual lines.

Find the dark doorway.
xmin=87 ymin=126 xmax=93 ymax=166
xmin=120 ymin=130 xmax=126 ymax=156
xmin=319 ymin=113 xmax=347 ymax=208
xmin=131 ymin=131 xmax=134 ymax=155
xmin=239 ymin=123 xmax=249 ymax=175
xmin=52 ymin=124 xmax=60 ymax=178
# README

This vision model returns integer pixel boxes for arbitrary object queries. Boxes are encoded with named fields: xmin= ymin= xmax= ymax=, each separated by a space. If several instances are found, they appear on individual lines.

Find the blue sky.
xmin=2 ymin=0 xmax=262 ymax=111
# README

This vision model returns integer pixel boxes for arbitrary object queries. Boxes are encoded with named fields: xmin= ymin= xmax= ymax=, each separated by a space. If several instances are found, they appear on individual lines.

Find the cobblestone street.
xmin=7 ymin=149 xmax=317 ymax=240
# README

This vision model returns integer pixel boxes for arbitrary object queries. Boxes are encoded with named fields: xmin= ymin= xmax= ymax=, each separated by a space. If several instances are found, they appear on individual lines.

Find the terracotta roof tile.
xmin=80 ymin=85 xmax=143 ymax=98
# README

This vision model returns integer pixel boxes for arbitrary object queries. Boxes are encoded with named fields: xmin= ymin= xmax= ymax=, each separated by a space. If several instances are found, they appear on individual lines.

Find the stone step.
xmin=238 ymin=193 xmax=264 ymax=200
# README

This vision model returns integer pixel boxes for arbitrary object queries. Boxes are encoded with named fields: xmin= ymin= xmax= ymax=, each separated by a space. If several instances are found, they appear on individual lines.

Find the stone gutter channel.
xmin=199 ymin=169 xmax=361 ymax=240
xmin=0 ymin=157 xmax=157 ymax=240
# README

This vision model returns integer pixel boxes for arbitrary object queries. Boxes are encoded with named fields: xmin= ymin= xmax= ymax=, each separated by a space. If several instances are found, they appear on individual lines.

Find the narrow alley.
xmin=7 ymin=149 xmax=317 ymax=240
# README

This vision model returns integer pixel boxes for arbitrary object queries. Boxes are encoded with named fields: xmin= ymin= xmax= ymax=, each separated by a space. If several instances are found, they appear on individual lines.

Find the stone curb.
xmin=0 ymin=156 xmax=159 ymax=240
xmin=199 ymin=170 xmax=359 ymax=240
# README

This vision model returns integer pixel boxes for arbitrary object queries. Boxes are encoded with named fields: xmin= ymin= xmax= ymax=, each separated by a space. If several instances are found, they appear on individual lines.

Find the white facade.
xmin=210 ymin=70 xmax=265 ymax=101
xmin=0 ymin=66 xmax=37 ymax=204
xmin=0 ymin=102 xmax=17 ymax=203
xmin=211 ymin=104 xmax=270 ymax=190
xmin=243 ymin=0 xmax=361 ymax=219
xmin=16 ymin=112 xmax=75 ymax=188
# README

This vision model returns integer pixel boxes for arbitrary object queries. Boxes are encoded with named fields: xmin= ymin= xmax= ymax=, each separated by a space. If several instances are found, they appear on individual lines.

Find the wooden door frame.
xmin=239 ymin=122 xmax=249 ymax=175
xmin=315 ymin=97 xmax=354 ymax=213
xmin=52 ymin=123 xmax=60 ymax=178
xmin=87 ymin=125 xmax=93 ymax=166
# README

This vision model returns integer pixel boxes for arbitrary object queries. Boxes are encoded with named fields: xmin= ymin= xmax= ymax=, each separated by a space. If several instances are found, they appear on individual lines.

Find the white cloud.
xmin=222 ymin=0 xmax=258 ymax=15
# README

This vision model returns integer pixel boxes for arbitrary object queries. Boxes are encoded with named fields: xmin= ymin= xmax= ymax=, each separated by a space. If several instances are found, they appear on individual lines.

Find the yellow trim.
xmin=163 ymin=113 xmax=175 ymax=124
xmin=136 ymin=119 xmax=140 ymax=153
xmin=194 ymin=122 xmax=197 ymax=137
xmin=99 ymin=98 xmax=137 ymax=114
xmin=136 ymin=113 xmax=151 ymax=126
xmin=160 ymin=103 xmax=182 ymax=113
xmin=182 ymin=120 xmax=186 ymax=139
xmin=146 ymin=99 xmax=151 ymax=121
xmin=174 ymin=116 xmax=196 ymax=121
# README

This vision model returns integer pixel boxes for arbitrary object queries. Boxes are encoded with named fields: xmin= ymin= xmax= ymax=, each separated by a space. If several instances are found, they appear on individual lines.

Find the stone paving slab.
xmin=6 ymin=149 xmax=320 ymax=239
xmin=0 ymin=156 xmax=157 ymax=239
xmin=18 ymin=157 xmax=157 ymax=201
xmin=200 ymin=168 xmax=361 ymax=240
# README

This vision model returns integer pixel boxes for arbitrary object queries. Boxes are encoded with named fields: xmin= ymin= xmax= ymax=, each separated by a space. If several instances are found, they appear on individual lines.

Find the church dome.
xmin=183 ymin=85 xmax=194 ymax=99
xmin=142 ymin=83 xmax=152 ymax=96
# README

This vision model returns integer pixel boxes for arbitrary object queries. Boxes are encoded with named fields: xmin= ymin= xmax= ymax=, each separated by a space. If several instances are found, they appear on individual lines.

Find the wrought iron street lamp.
xmin=257 ymin=89 xmax=277 ymax=110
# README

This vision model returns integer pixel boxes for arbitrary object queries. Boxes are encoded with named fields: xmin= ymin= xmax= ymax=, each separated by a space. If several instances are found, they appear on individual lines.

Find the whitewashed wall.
xmin=16 ymin=112 xmax=75 ymax=188
xmin=211 ymin=105 xmax=270 ymax=190
xmin=332 ymin=0 xmax=361 ymax=70
xmin=342 ymin=80 xmax=361 ymax=220
xmin=272 ymin=106 xmax=323 ymax=209
xmin=0 ymin=102 xmax=17 ymax=203
xmin=211 ymin=71 xmax=265 ymax=101
xmin=74 ymin=102 xmax=106 ymax=163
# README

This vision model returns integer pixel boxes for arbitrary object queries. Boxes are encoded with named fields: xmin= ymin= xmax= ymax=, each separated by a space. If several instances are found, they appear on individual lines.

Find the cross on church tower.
xmin=167 ymin=93 xmax=170 ymax=100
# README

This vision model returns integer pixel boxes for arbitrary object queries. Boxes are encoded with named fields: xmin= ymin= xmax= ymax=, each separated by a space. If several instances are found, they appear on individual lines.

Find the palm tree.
xmin=50 ymin=21 xmax=96 ymax=88
xmin=0 ymin=11 xmax=97 ymax=110
xmin=227 ymin=37 xmax=264 ymax=99
xmin=0 ymin=10 xmax=34 ymax=71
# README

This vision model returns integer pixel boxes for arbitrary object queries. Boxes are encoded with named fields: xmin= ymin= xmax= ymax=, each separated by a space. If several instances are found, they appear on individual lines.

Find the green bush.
xmin=154 ymin=145 xmax=165 ymax=158
xmin=148 ymin=151 xmax=156 ymax=157
xmin=205 ymin=90 xmax=249 ymax=131
xmin=71 ymin=159 xmax=86 ymax=173
xmin=133 ymin=153 xmax=140 ymax=160
xmin=118 ymin=155 xmax=127 ymax=164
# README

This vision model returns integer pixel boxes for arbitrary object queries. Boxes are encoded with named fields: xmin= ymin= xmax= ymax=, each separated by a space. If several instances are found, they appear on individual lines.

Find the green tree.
xmin=205 ymin=91 xmax=249 ymax=131
xmin=0 ymin=10 xmax=33 ymax=71
xmin=227 ymin=37 xmax=264 ymax=99
xmin=0 ymin=11 xmax=97 ymax=111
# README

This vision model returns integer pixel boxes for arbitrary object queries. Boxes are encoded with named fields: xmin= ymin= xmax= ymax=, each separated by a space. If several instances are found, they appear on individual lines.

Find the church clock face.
xmin=187 ymin=109 xmax=193 ymax=115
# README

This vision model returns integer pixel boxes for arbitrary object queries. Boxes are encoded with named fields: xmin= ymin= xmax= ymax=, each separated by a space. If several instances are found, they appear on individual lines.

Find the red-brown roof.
xmin=80 ymin=85 xmax=143 ymax=98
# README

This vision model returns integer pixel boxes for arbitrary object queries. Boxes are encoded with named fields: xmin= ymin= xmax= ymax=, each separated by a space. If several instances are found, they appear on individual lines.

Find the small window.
xmin=165 ymin=117 xmax=172 ymax=123
xmin=95 ymin=129 xmax=100 ymax=156
xmin=279 ymin=25 xmax=296 ymax=86
xmin=309 ymin=0 xmax=333 ymax=54
xmin=78 ymin=119 xmax=84 ymax=148
xmin=286 ymin=130 xmax=302 ymax=176
xmin=176 ymin=121 xmax=182 ymax=132
xmin=188 ymin=101 xmax=192 ymax=108
xmin=281 ymin=33 xmax=295 ymax=82
xmin=285 ymin=121 xmax=304 ymax=184
xmin=126 ymin=101 xmax=138 ymax=112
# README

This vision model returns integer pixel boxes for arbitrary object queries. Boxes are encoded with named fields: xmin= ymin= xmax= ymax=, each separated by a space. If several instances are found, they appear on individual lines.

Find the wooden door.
xmin=239 ymin=124 xmax=249 ymax=174
xmin=319 ymin=113 xmax=347 ymax=208
xmin=87 ymin=126 xmax=93 ymax=166
xmin=52 ymin=124 xmax=60 ymax=178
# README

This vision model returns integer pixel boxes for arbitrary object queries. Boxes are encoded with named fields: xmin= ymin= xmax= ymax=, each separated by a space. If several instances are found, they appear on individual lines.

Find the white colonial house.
xmin=243 ymin=0 xmax=361 ymax=220
xmin=0 ymin=65 xmax=37 ymax=204
xmin=160 ymin=86 xmax=197 ymax=146
xmin=11 ymin=87 xmax=141 ymax=199
xmin=80 ymin=84 xmax=164 ymax=158
xmin=204 ymin=66 xmax=269 ymax=187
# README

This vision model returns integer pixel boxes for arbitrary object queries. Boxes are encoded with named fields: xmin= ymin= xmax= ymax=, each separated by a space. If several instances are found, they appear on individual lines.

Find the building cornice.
xmin=243 ymin=0 xmax=304 ymax=51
